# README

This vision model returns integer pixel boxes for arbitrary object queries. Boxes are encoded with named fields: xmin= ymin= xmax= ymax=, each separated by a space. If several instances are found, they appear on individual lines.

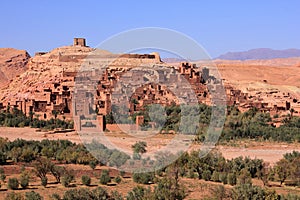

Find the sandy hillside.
xmin=215 ymin=58 xmax=300 ymax=100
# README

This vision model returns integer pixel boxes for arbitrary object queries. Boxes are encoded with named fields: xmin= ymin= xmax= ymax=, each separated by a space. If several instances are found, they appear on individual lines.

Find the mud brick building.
xmin=1 ymin=38 xmax=299 ymax=130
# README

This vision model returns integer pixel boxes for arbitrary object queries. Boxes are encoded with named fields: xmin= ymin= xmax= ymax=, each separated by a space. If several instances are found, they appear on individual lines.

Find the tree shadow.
xmin=44 ymin=185 xmax=57 ymax=188
xmin=47 ymin=181 xmax=60 ymax=185
xmin=19 ymin=187 xmax=39 ymax=190
xmin=66 ymin=183 xmax=77 ymax=188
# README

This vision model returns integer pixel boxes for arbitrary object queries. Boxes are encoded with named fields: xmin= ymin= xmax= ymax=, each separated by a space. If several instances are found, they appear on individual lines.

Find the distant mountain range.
xmin=216 ymin=48 xmax=300 ymax=60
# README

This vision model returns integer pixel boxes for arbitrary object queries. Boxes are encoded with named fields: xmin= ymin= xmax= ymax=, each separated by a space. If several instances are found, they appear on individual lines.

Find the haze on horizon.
xmin=0 ymin=1 xmax=300 ymax=58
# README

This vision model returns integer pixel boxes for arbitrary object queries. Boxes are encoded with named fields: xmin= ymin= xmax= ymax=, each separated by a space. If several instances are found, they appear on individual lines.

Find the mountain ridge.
xmin=216 ymin=48 xmax=300 ymax=60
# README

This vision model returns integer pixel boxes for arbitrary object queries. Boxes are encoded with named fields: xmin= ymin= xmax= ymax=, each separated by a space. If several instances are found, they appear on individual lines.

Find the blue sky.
xmin=1 ymin=0 xmax=299 ymax=58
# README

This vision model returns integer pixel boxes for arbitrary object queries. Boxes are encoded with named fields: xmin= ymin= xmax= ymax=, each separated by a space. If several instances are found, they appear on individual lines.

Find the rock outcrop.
xmin=0 ymin=48 xmax=30 ymax=88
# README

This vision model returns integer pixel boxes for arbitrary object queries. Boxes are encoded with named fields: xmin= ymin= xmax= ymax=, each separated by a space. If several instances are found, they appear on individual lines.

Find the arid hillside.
xmin=215 ymin=58 xmax=300 ymax=84
xmin=215 ymin=58 xmax=300 ymax=99
xmin=0 ymin=48 xmax=30 ymax=88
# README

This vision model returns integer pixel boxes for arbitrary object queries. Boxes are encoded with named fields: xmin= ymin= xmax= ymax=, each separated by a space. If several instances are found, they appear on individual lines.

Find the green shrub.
xmin=81 ymin=175 xmax=91 ymax=186
xmin=32 ymin=157 xmax=51 ymax=186
xmin=5 ymin=192 xmax=23 ymax=200
xmin=132 ymin=153 xmax=141 ymax=160
xmin=211 ymin=171 xmax=220 ymax=182
xmin=89 ymin=160 xmax=97 ymax=170
xmin=132 ymin=172 xmax=154 ymax=184
xmin=281 ymin=193 xmax=300 ymax=200
xmin=49 ymin=193 xmax=60 ymax=200
xmin=228 ymin=173 xmax=237 ymax=186
xmin=20 ymin=173 xmax=30 ymax=189
xmin=50 ymin=165 xmax=66 ymax=183
xmin=219 ymin=173 xmax=228 ymax=184
xmin=153 ymin=177 xmax=187 ymax=200
xmin=61 ymin=169 xmax=74 ymax=188
xmin=109 ymin=151 xmax=130 ymax=167
xmin=0 ymin=152 xmax=6 ymax=164
xmin=111 ymin=190 xmax=123 ymax=200
xmin=232 ymin=184 xmax=266 ymax=200
xmin=41 ymin=177 xmax=48 ymax=187
xmin=92 ymin=187 xmax=110 ymax=198
xmin=63 ymin=188 xmax=93 ymax=200
xmin=187 ymin=169 xmax=195 ymax=179
xmin=114 ymin=176 xmax=122 ymax=184
xmin=61 ymin=173 xmax=74 ymax=188
xmin=127 ymin=186 xmax=149 ymax=200
xmin=155 ymin=169 xmax=164 ymax=177
xmin=202 ymin=170 xmax=212 ymax=181
xmin=8 ymin=178 xmax=19 ymax=190
xmin=237 ymin=168 xmax=252 ymax=185
xmin=25 ymin=191 xmax=43 ymax=200
xmin=131 ymin=141 xmax=147 ymax=154
xmin=20 ymin=166 xmax=25 ymax=173
xmin=120 ymin=170 xmax=125 ymax=177
xmin=0 ymin=168 xmax=6 ymax=182
xmin=99 ymin=170 xmax=111 ymax=185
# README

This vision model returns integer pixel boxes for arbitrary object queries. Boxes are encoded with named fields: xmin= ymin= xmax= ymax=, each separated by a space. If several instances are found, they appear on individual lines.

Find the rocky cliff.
xmin=0 ymin=48 xmax=30 ymax=88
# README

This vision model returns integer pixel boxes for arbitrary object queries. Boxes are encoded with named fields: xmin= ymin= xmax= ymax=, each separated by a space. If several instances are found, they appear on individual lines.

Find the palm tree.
xmin=29 ymin=111 xmax=35 ymax=122
xmin=52 ymin=110 xmax=60 ymax=127
xmin=52 ymin=110 xmax=59 ymax=120
xmin=290 ymin=108 xmax=295 ymax=118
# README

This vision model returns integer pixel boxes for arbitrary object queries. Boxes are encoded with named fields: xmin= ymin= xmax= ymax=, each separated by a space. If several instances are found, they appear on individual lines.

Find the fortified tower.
xmin=73 ymin=38 xmax=86 ymax=47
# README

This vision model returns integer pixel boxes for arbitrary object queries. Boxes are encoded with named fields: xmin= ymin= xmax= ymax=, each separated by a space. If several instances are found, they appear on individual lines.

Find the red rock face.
xmin=0 ymin=48 xmax=30 ymax=88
